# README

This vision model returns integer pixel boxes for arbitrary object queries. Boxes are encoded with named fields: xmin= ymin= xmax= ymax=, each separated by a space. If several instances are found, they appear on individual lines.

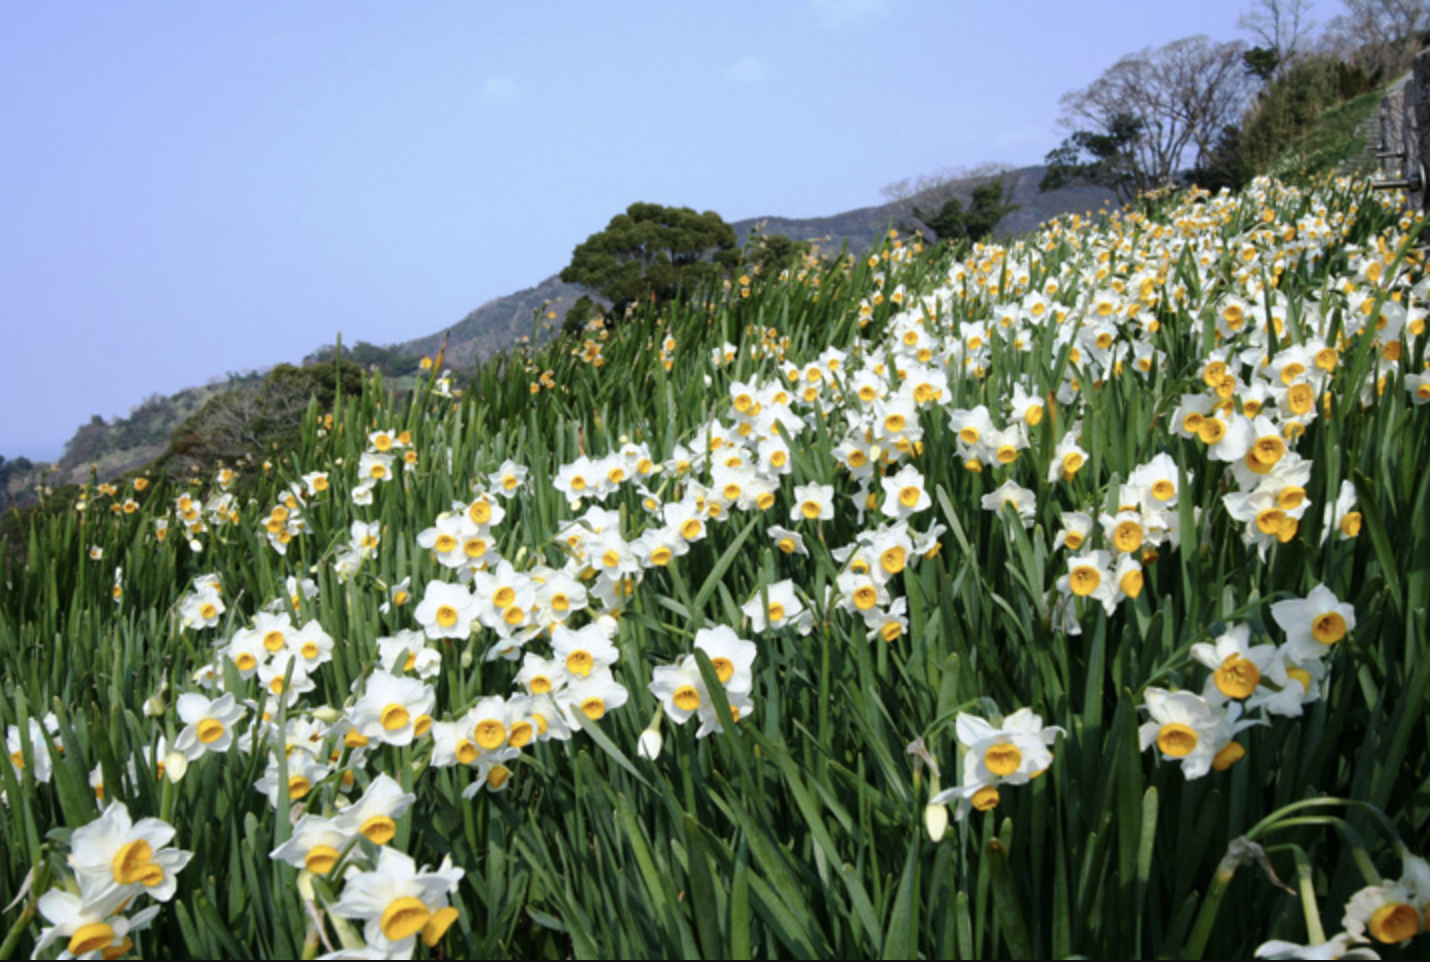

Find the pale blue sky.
xmin=1 ymin=1 xmax=1328 ymax=461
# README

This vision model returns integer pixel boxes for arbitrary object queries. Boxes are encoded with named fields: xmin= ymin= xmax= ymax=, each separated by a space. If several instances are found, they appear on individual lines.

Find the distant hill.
xmin=395 ymin=164 xmax=1119 ymax=369
xmin=1 ymin=380 xmax=241 ymax=509
xmin=5 ymin=165 xmax=1121 ymax=493
xmin=731 ymin=164 xmax=1119 ymax=252
xmin=396 ymin=272 xmax=586 ymax=374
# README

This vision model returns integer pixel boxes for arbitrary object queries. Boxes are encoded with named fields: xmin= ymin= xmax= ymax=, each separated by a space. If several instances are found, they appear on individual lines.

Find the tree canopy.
xmin=560 ymin=202 xmax=740 ymax=318
xmin=1041 ymin=35 xmax=1252 ymax=201
xmin=913 ymin=178 xmax=1020 ymax=246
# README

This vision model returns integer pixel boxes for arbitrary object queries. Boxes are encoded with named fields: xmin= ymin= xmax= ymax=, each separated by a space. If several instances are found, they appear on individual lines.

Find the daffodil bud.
xmin=164 ymin=751 xmax=188 ymax=783
xmin=923 ymin=762 xmax=949 ymax=841
xmin=638 ymin=711 xmax=664 ymax=761
xmin=924 ymin=799 xmax=949 ymax=842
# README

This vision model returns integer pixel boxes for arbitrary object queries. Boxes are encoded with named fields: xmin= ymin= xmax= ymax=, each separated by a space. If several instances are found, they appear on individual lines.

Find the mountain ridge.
xmin=391 ymin=163 xmax=1119 ymax=369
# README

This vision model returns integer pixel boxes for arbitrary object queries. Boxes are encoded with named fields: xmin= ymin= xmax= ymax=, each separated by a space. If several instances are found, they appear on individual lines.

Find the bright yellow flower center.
xmin=881 ymin=547 xmax=906 ymax=574
xmin=972 ymin=785 xmax=1000 ymax=811
xmin=1212 ymin=742 xmax=1246 ymax=771
xmin=305 ymin=845 xmax=340 ymax=874
xmin=1113 ymin=521 xmax=1143 ymax=553
xmin=1215 ymin=656 xmax=1261 ymax=699
xmin=112 ymin=839 xmax=156 ymax=885
xmin=475 ymin=719 xmax=506 ymax=750
xmin=1340 ymin=512 xmax=1363 ymax=537
xmin=1253 ymin=436 xmax=1285 ymax=466
xmin=423 ymin=906 xmax=460 ymax=948
xmin=1156 ymin=723 xmax=1198 ymax=757
xmin=1312 ymin=612 xmax=1347 ymax=645
xmin=69 ymin=924 xmax=117 ymax=957
xmin=380 ymin=704 xmax=411 ymax=731
xmin=362 ymin=815 xmax=397 ymax=845
xmin=508 ymin=721 xmax=534 ymax=749
xmin=1070 ymin=567 xmax=1100 ymax=597
xmin=1369 ymin=902 xmax=1420 ymax=944
xmin=673 ymin=686 xmax=701 ymax=712
xmin=566 ymin=651 xmax=594 ymax=677
xmin=1196 ymin=418 xmax=1226 ymax=445
xmin=711 ymin=657 xmax=735 ymax=684
xmin=1256 ymin=508 xmax=1286 ymax=535
xmin=381 ymin=897 xmax=431 ymax=942
xmin=1120 ymin=568 xmax=1144 ymax=598
xmin=984 ymin=743 xmax=1022 ymax=776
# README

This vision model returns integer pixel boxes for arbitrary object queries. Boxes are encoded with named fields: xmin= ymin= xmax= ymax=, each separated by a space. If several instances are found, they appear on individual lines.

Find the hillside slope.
xmin=395 ymin=164 xmax=1119 ymax=369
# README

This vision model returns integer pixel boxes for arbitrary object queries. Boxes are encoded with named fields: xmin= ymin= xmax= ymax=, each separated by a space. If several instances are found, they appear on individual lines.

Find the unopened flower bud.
xmin=164 ymin=751 xmax=188 ymax=784
xmin=638 ymin=711 xmax=664 ymax=761
xmin=925 ymin=801 xmax=949 ymax=842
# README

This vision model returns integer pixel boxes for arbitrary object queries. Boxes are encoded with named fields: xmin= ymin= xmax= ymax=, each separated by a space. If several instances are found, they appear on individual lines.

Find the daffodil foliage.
xmin=3 ymin=174 xmax=1430 ymax=960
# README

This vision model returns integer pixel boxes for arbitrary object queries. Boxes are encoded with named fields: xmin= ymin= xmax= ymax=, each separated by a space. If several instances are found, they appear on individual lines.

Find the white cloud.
xmin=809 ymin=0 xmax=894 ymax=28
xmin=478 ymin=77 xmax=521 ymax=106
xmin=724 ymin=56 xmax=767 ymax=84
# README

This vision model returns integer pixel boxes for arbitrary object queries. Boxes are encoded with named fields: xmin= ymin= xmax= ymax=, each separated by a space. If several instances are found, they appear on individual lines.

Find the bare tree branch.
xmin=1321 ymin=0 xmax=1430 ymax=79
xmin=1054 ymin=35 xmax=1252 ymax=194
xmin=1239 ymin=0 xmax=1318 ymax=76
xmin=879 ymin=162 xmax=1017 ymax=233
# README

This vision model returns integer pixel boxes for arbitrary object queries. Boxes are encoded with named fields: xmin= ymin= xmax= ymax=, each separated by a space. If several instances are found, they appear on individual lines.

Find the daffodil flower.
xmin=329 ymin=846 xmax=464 ymax=950
xmin=1271 ymin=583 xmax=1355 ymax=661
xmin=174 ymin=692 xmax=246 ymax=760
xmin=68 ymin=801 xmax=192 ymax=903
xmin=32 ymin=872 xmax=161 ymax=961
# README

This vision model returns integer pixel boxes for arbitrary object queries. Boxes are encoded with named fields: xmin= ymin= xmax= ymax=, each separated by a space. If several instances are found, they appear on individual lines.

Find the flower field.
xmin=3 ymin=175 xmax=1429 ymax=959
